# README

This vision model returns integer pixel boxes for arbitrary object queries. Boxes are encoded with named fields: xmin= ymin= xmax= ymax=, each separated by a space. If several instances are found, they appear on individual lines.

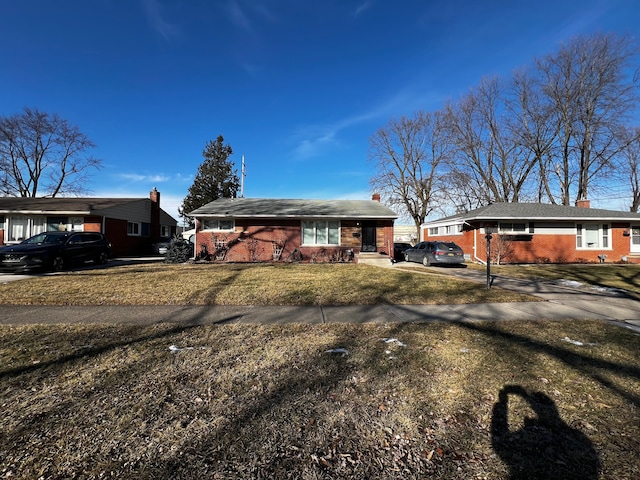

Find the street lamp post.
xmin=485 ymin=227 xmax=493 ymax=289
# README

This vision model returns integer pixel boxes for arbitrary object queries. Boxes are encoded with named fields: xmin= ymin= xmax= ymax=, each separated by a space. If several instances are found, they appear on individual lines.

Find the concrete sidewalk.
xmin=1 ymin=263 xmax=639 ymax=331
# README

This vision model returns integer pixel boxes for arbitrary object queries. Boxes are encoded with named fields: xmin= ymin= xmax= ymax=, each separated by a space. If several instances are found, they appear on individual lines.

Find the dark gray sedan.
xmin=404 ymin=241 xmax=465 ymax=266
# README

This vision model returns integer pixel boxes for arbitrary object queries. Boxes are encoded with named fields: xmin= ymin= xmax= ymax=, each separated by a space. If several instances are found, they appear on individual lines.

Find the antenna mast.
xmin=240 ymin=155 xmax=246 ymax=198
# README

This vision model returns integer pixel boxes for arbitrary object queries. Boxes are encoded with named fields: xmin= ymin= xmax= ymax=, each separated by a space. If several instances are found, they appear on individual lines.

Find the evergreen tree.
xmin=180 ymin=135 xmax=240 ymax=225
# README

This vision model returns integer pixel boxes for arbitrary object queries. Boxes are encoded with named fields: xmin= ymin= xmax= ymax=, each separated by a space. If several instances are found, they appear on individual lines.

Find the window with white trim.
xmin=499 ymin=223 xmax=527 ymax=233
xmin=429 ymin=227 xmax=439 ymax=236
xmin=576 ymin=223 xmax=610 ymax=249
xmin=202 ymin=219 xmax=235 ymax=231
xmin=160 ymin=225 xmax=171 ymax=237
xmin=302 ymin=220 xmax=340 ymax=245
xmin=0 ymin=215 xmax=4 ymax=230
xmin=8 ymin=216 xmax=28 ymax=242
xmin=128 ymin=222 xmax=141 ymax=236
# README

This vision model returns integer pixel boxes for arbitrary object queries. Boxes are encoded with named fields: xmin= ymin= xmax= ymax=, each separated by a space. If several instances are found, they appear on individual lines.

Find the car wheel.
xmin=422 ymin=256 xmax=430 ymax=267
xmin=97 ymin=251 xmax=108 ymax=265
xmin=52 ymin=256 xmax=65 ymax=272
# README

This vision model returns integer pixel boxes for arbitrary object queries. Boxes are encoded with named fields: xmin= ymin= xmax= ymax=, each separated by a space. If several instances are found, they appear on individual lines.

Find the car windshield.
xmin=22 ymin=233 xmax=67 ymax=245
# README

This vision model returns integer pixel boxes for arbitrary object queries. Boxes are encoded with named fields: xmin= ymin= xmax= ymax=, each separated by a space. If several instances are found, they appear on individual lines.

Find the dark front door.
xmin=361 ymin=221 xmax=376 ymax=252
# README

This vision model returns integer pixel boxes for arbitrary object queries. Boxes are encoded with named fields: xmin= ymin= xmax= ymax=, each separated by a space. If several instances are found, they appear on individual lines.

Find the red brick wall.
xmin=422 ymin=223 xmax=639 ymax=264
xmin=83 ymin=216 xmax=103 ymax=233
xmin=104 ymin=218 xmax=151 ymax=256
xmin=195 ymin=219 xmax=395 ymax=262
xmin=0 ymin=229 xmax=4 ymax=245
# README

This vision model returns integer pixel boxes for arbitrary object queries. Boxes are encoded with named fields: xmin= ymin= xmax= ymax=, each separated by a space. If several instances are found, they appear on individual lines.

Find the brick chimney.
xmin=372 ymin=192 xmax=381 ymax=202
xmin=575 ymin=199 xmax=591 ymax=208
xmin=150 ymin=187 xmax=161 ymax=241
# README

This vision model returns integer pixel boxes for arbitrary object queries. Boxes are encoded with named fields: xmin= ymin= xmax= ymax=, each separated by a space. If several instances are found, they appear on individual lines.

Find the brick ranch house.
xmin=421 ymin=200 xmax=640 ymax=264
xmin=0 ymin=188 xmax=177 ymax=256
xmin=189 ymin=195 xmax=397 ymax=262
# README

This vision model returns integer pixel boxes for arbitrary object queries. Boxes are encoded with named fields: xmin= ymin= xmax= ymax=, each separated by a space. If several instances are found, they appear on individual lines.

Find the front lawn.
xmin=0 ymin=263 xmax=536 ymax=306
xmin=474 ymin=263 xmax=640 ymax=294
xmin=1 ymin=320 xmax=638 ymax=479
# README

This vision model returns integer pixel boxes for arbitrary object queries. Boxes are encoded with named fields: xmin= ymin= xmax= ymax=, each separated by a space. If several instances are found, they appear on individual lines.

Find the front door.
xmin=361 ymin=221 xmax=376 ymax=252
xmin=631 ymin=226 xmax=640 ymax=253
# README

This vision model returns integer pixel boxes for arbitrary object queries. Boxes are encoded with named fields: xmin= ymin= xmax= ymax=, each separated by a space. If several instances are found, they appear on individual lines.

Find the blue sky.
xmin=1 ymin=0 xmax=639 ymax=224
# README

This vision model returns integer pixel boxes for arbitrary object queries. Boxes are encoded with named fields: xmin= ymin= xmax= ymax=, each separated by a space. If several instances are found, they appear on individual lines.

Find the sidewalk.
xmin=2 ymin=266 xmax=640 ymax=332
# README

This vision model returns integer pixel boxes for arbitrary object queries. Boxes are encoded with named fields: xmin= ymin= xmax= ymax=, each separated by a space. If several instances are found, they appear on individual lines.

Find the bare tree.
xmin=369 ymin=110 xmax=450 ymax=232
xmin=618 ymin=126 xmax=640 ymax=211
xmin=535 ymin=33 xmax=639 ymax=204
xmin=0 ymin=108 xmax=101 ymax=197
xmin=510 ymin=68 xmax=563 ymax=203
xmin=444 ymin=76 xmax=537 ymax=206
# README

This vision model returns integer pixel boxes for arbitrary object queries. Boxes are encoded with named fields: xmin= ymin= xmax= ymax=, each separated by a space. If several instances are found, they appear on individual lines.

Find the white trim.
xmin=301 ymin=220 xmax=340 ymax=246
xmin=631 ymin=225 xmax=640 ymax=254
xmin=127 ymin=221 xmax=141 ymax=236
xmin=576 ymin=223 xmax=611 ymax=250
xmin=201 ymin=219 xmax=235 ymax=232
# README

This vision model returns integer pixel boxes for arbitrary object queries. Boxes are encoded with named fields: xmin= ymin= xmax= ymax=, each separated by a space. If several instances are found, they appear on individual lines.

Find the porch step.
xmin=355 ymin=252 xmax=393 ymax=267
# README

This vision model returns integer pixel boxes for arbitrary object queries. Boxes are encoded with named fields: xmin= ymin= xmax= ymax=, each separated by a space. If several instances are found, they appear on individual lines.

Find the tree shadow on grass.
xmin=457 ymin=320 xmax=640 ymax=408
xmin=0 ymin=307 xmax=243 ymax=380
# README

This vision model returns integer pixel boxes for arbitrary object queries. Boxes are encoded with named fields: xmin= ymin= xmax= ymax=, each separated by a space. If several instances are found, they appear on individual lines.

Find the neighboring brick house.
xmin=189 ymin=195 xmax=397 ymax=262
xmin=421 ymin=201 xmax=640 ymax=264
xmin=0 ymin=188 xmax=177 ymax=256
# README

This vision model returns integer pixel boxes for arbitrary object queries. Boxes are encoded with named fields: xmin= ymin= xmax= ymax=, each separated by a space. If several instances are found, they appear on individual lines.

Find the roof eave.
xmin=191 ymin=213 xmax=397 ymax=219
xmin=0 ymin=209 xmax=92 ymax=215
xmin=422 ymin=213 xmax=640 ymax=227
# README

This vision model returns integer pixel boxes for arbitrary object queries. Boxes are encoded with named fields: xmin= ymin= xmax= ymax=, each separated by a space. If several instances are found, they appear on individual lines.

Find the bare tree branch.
xmin=0 ymin=107 xmax=101 ymax=197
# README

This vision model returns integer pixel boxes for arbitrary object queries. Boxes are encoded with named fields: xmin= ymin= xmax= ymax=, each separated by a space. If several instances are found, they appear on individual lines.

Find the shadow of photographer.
xmin=491 ymin=385 xmax=600 ymax=479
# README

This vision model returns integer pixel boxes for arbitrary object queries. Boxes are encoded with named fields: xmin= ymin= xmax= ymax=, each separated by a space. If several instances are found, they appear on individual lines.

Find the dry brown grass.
xmin=468 ymin=263 xmax=640 ymax=295
xmin=0 ymin=263 xmax=535 ymax=306
xmin=1 ymin=320 xmax=639 ymax=479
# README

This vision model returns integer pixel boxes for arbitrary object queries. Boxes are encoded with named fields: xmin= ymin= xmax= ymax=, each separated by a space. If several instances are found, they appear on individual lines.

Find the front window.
xmin=160 ymin=225 xmax=171 ymax=237
xmin=202 ymin=219 xmax=235 ymax=231
xmin=499 ymin=223 xmax=527 ymax=234
xmin=576 ymin=223 xmax=610 ymax=249
xmin=9 ymin=216 xmax=28 ymax=242
xmin=429 ymin=227 xmax=439 ymax=236
xmin=32 ymin=217 xmax=46 ymax=235
xmin=47 ymin=216 xmax=69 ymax=232
xmin=128 ymin=222 xmax=141 ymax=236
xmin=0 ymin=215 xmax=4 ymax=230
xmin=302 ymin=220 xmax=340 ymax=245
xmin=70 ymin=217 xmax=84 ymax=231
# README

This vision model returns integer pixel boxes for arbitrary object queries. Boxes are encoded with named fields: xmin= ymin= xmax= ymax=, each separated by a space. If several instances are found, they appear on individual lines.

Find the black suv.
xmin=0 ymin=231 xmax=112 ymax=273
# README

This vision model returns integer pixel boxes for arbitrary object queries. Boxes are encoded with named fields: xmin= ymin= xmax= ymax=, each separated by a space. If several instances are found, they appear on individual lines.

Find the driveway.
xmin=0 ymin=257 xmax=164 ymax=284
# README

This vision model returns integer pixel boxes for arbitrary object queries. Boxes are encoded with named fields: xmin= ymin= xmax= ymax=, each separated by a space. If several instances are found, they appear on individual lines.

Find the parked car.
xmin=0 ymin=231 xmax=112 ymax=273
xmin=152 ymin=238 xmax=171 ymax=255
xmin=392 ymin=242 xmax=413 ymax=262
xmin=404 ymin=241 xmax=465 ymax=266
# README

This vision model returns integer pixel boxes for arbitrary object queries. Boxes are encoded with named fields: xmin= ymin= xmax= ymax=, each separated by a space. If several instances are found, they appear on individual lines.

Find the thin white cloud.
xmin=141 ymin=0 xmax=180 ymax=41
xmin=353 ymin=1 xmax=373 ymax=18
xmin=226 ymin=0 xmax=252 ymax=30
xmin=116 ymin=173 xmax=171 ymax=183
xmin=288 ymin=86 xmax=445 ymax=161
